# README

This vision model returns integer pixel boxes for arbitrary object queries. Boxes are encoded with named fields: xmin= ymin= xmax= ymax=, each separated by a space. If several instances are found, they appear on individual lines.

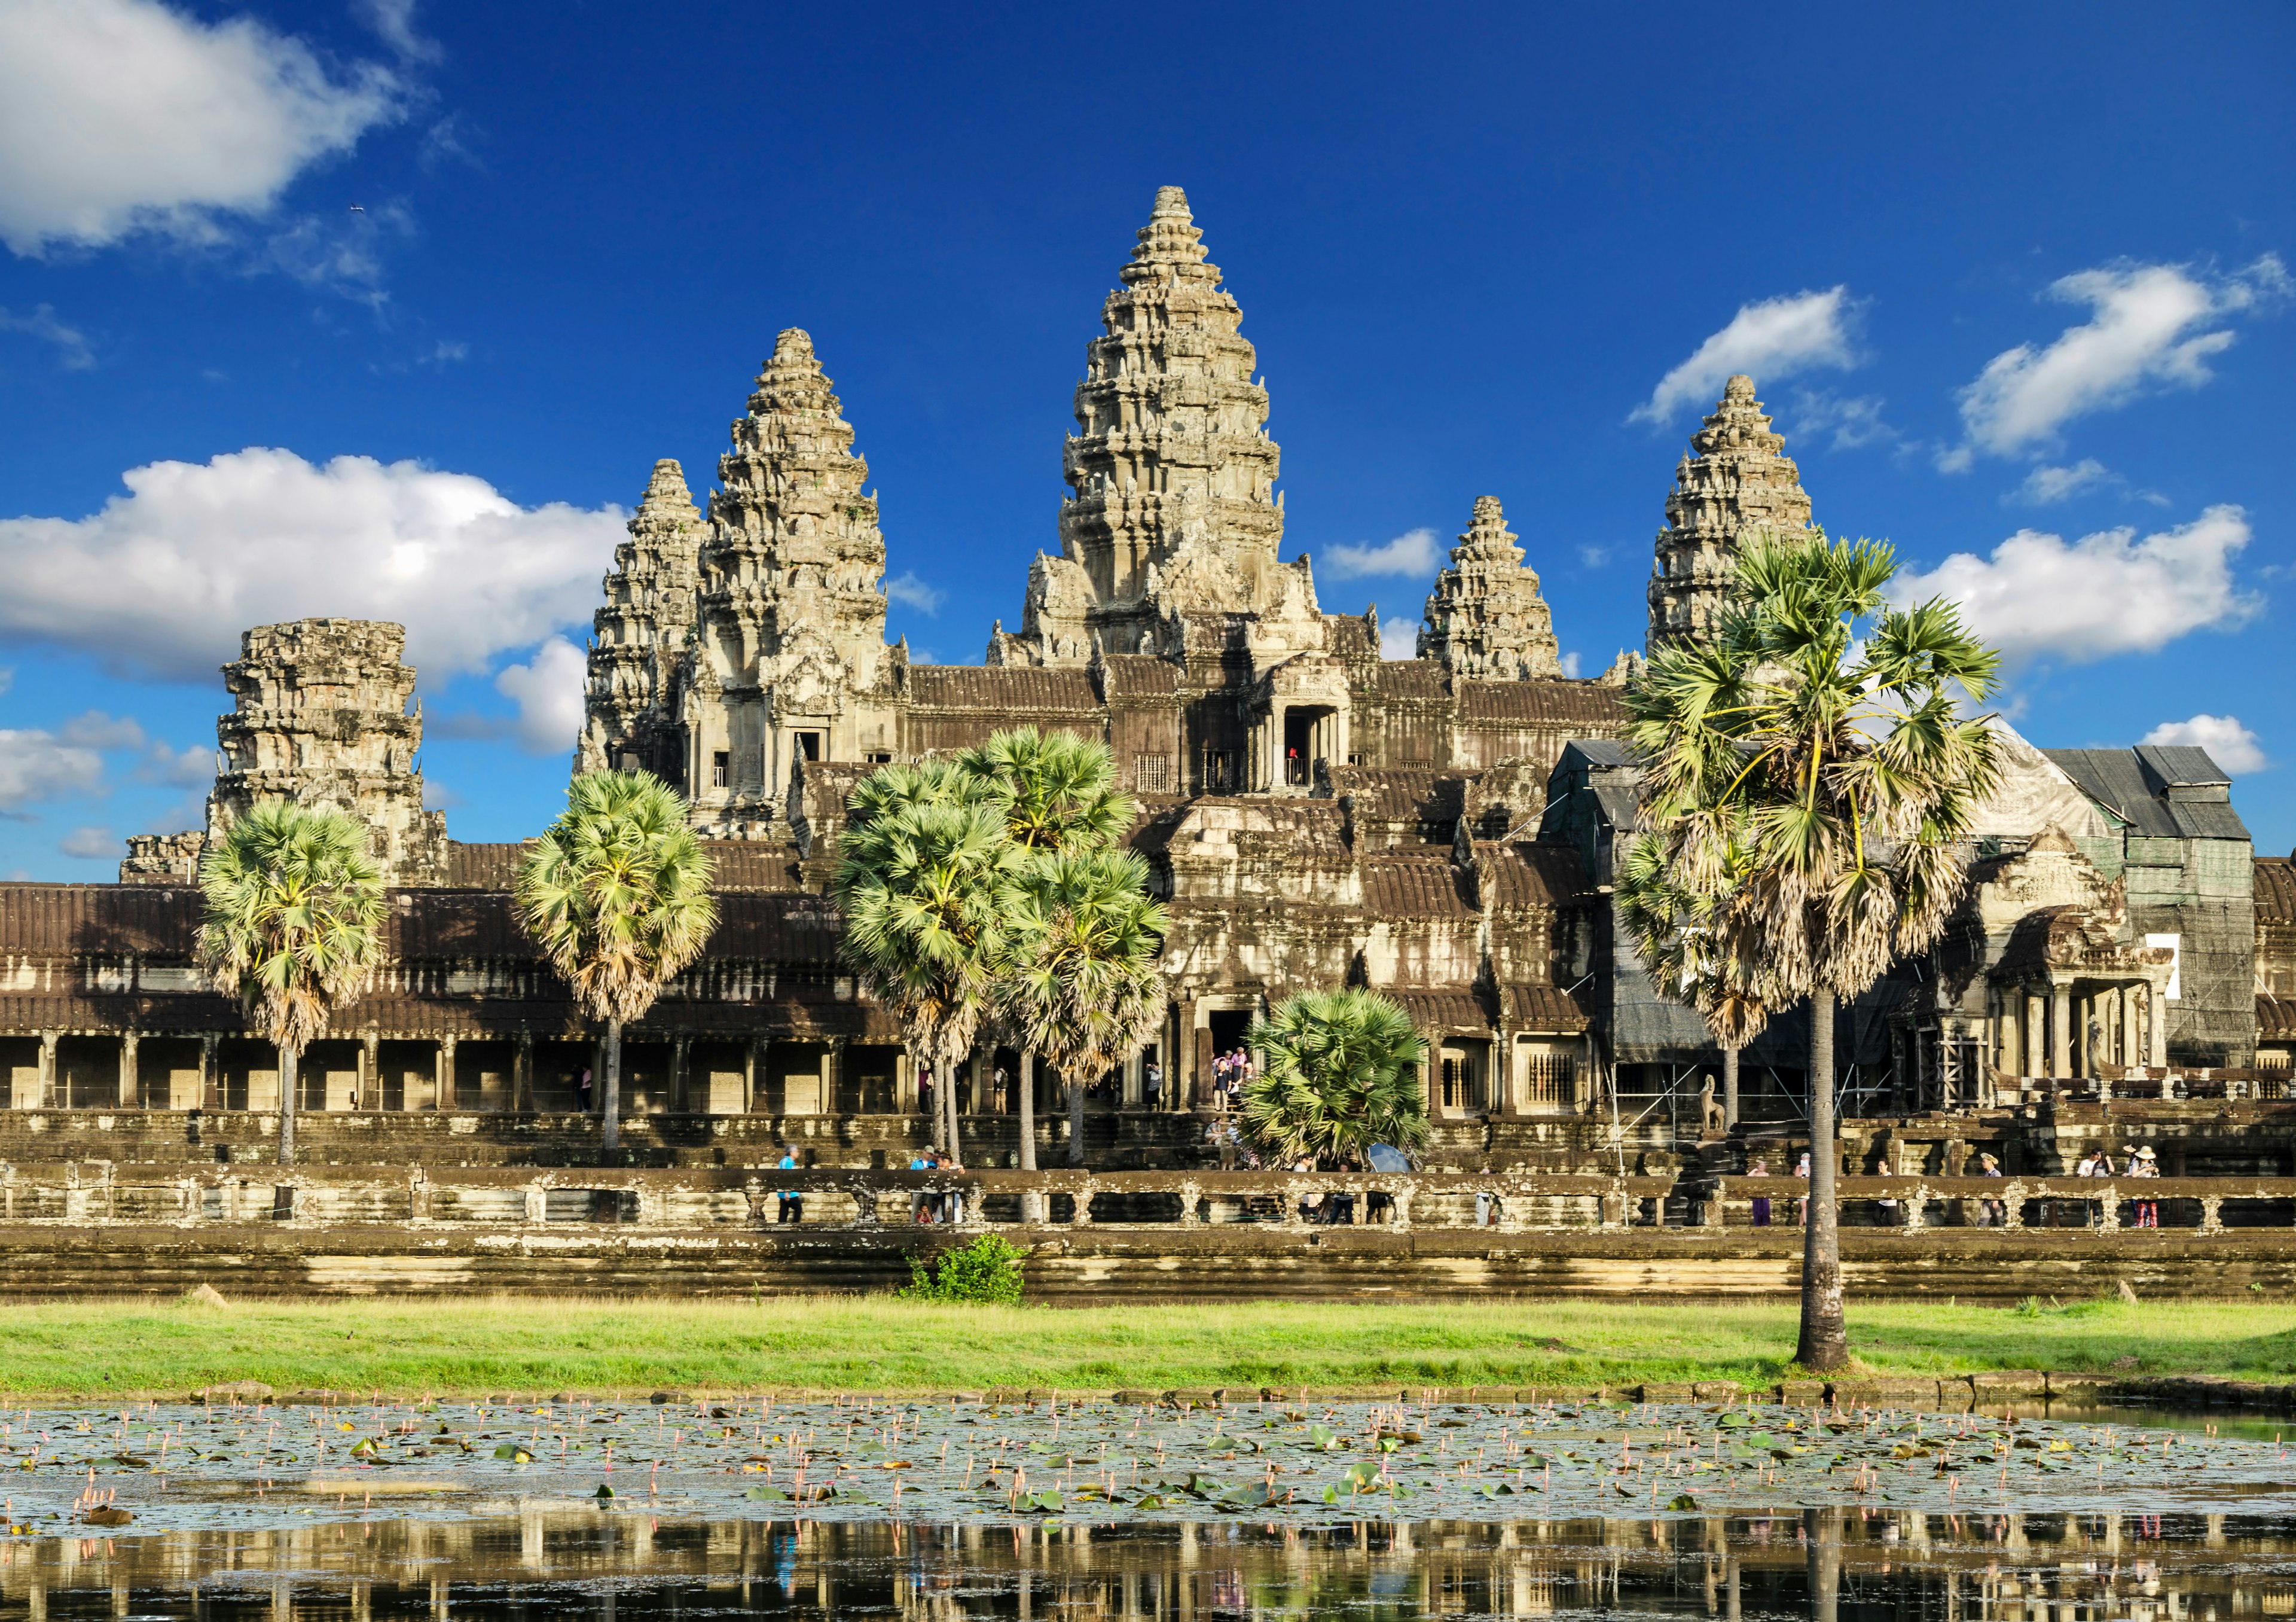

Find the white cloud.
xmin=492 ymin=637 xmax=588 ymax=755
xmin=0 ymin=304 xmax=94 ymax=369
xmin=1788 ymin=389 xmax=1897 ymax=450
xmin=0 ymin=729 xmax=105 ymax=810
xmin=2010 ymin=459 xmax=2116 ymax=505
xmin=884 ymin=571 xmax=944 ymax=614
xmin=1891 ymin=504 xmax=2259 ymax=664
xmin=1558 ymin=651 xmax=1581 ymax=679
xmin=1379 ymin=615 xmax=1420 ymax=660
xmin=1324 ymin=528 xmax=1440 ymax=580
xmin=140 ymin=740 xmax=215 ymax=786
xmin=355 ymin=0 xmax=442 ymax=65
xmin=59 ymin=711 xmax=146 ymax=749
xmin=2141 ymin=714 xmax=2267 ymax=776
xmin=1950 ymin=257 xmax=2289 ymax=461
xmin=0 ymin=0 xmax=401 ymax=256
xmin=1630 ymin=287 xmax=1863 ymax=425
xmin=57 ymin=825 xmax=117 ymax=860
xmin=1576 ymin=545 xmax=1611 ymax=569
xmin=0 ymin=447 xmax=625 ymax=682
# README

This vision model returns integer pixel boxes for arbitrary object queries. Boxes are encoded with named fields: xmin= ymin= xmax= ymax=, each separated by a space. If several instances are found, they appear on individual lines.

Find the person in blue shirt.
xmin=776 ymin=1147 xmax=802 ymax=1224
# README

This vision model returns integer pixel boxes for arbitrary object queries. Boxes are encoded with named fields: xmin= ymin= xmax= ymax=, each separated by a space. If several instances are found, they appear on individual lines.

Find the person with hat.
xmin=1977 ymin=1151 xmax=2005 ymax=1227
xmin=2130 ymin=1145 xmax=2160 ymax=1228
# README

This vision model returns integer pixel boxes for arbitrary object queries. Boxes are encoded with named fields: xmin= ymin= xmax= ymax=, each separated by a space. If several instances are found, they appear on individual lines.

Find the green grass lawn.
xmin=1 ymin=1294 xmax=2291 ymax=1399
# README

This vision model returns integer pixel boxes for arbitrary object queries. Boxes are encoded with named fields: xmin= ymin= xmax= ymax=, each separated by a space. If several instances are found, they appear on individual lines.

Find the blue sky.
xmin=0 ymin=0 xmax=2291 ymax=877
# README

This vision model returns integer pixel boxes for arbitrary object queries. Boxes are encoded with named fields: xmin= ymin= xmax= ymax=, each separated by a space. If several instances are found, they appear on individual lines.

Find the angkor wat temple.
xmin=11 ymin=187 xmax=2287 ymax=1182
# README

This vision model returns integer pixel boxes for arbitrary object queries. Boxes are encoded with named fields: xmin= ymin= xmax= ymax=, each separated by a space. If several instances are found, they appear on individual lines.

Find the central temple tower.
xmin=991 ymin=186 xmax=1302 ymax=665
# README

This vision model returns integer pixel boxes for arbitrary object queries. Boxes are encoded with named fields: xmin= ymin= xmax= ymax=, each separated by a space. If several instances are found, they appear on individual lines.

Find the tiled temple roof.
xmin=1361 ymin=852 xmax=1476 ymax=918
xmin=903 ymin=666 xmax=1100 ymax=712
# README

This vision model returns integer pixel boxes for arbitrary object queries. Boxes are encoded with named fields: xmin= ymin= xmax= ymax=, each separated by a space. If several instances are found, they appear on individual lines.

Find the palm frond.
xmin=198 ymin=802 xmax=387 ymax=1055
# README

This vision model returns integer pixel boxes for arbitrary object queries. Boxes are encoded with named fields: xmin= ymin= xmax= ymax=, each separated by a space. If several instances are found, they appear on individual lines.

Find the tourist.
xmin=993 ymin=1064 xmax=1010 ymax=1114
xmin=775 ymin=1145 xmax=802 ymax=1224
xmin=1978 ymin=1152 xmax=2005 ymax=1227
xmin=918 ymin=1067 xmax=935 ymax=1125
xmin=1143 ymin=1059 xmax=1161 ymax=1111
xmin=1748 ymin=1157 xmax=1770 ymax=1227
xmin=1794 ymin=1151 xmax=1811 ymax=1225
xmin=2131 ymin=1144 xmax=2160 ymax=1227
xmin=2074 ymin=1149 xmax=2099 ymax=1226
xmin=910 ymin=1147 xmax=934 ymax=1223
xmin=1292 ymin=1157 xmax=1323 ymax=1224
xmin=577 ymin=1066 xmax=593 ymax=1112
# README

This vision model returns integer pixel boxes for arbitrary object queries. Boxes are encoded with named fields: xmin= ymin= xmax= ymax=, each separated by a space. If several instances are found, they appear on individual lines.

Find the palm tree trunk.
xmin=1019 ymin=1049 xmax=1040 ymax=1222
xmin=601 ymin=1017 xmax=623 ymax=1166
xmin=941 ymin=1051 xmax=958 ymax=1158
xmin=276 ymin=1042 xmax=297 ymax=1169
xmin=1067 ymin=1067 xmax=1086 ymax=1166
xmin=1723 ymin=1044 xmax=1739 ymax=1132
xmin=1796 ymin=990 xmax=1848 ymax=1370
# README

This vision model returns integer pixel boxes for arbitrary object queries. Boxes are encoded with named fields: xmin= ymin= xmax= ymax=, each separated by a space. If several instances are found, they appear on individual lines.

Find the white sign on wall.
xmin=2144 ymin=932 xmax=2182 ymax=1001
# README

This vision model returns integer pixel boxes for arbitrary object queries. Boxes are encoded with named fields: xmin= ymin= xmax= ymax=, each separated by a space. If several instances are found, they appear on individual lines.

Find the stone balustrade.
xmin=2 ymin=1163 xmax=2292 ymax=1235
xmin=1705 ymin=1175 xmax=2296 ymax=1233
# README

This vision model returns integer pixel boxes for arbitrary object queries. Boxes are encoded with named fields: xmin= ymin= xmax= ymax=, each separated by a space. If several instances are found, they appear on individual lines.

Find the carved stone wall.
xmin=1645 ymin=374 xmax=1815 ymax=650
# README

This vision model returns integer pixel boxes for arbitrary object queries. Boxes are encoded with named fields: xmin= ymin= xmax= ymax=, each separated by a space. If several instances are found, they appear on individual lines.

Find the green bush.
xmin=899 ymin=1233 xmax=1027 ymax=1304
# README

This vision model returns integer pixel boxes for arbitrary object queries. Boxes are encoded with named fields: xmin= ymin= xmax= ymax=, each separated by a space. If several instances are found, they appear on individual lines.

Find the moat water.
xmin=2 ymin=1397 xmax=2291 ymax=1617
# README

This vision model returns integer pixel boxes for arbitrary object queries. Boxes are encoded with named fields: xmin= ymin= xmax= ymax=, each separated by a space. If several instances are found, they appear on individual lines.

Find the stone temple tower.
xmin=577 ymin=459 xmax=703 ymax=785
xmin=125 ymin=619 xmax=450 ymax=885
xmin=1417 ymin=496 xmax=1563 ymax=680
xmin=1645 ymin=374 xmax=1815 ymax=649
xmin=685 ymin=328 xmax=895 ymax=834
xmin=991 ymin=185 xmax=1297 ymax=664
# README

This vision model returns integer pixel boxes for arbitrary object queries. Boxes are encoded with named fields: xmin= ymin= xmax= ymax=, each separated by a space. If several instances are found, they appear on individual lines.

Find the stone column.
xmin=200 ymin=1033 xmax=219 ymax=1110
xmin=435 ymin=1038 xmax=456 ymax=1112
xmin=2050 ymin=987 xmax=2071 ymax=1081
xmin=743 ymin=1037 xmax=758 ymax=1114
xmin=514 ymin=1032 xmax=533 ymax=1112
xmin=2024 ymin=992 xmax=2044 ymax=1080
xmin=363 ymin=1033 xmax=380 ymax=1111
xmin=2149 ymin=983 xmax=2169 ymax=1068
xmin=823 ymin=1038 xmax=845 ymax=1116
xmin=36 ymin=1033 xmax=57 ymax=1109
xmin=671 ymin=1036 xmax=691 ymax=1114
xmin=120 ymin=1033 xmax=139 ymax=1109
xmin=2121 ymin=985 xmax=2144 ymax=1069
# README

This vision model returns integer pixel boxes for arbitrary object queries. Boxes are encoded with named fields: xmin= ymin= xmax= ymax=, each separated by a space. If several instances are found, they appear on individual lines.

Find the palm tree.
xmin=997 ymin=849 xmax=1169 ymax=1178
xmin=1240 ymin=989 xmax=1430 ymax=1166
xmin=517 ymin=771 xmax=718 ymax=1165
xmin=955 ymin=727 xmax=1133 ymax=853
xmin=1626 ymin=529 xmax=2001 ymax=1370
xmin=836 ymin=766 xmax=1019 ymax=1160
xmin=1616 ymin=824 xmax=1770 ymax=1132
xmin=198 ymin=803 xmax=386 ymax=1170
xmin=956 ymin=727 xmax=1138 ymax=1173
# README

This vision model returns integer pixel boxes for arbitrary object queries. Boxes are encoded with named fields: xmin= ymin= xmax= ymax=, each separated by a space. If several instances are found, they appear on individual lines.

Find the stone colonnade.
xmin=1993 ymin=977 xmax=2168 ymax=1081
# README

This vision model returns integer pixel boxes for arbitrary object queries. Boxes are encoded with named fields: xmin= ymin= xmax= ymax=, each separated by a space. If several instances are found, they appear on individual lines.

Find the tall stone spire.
xmin=1418 ymin=496 xmax=1563 ymax=680
xmin=1645 ymin=374 xmax=1815 ymax=649
xmin=687 ymin=328 xmax=893 ymax=831
xmin=994 ymin=185 xmax=1291 ymax=664
xmin=214 ymin=620 xmax=448 ymax=883
xmin=576 ymin=458 xmax=702 ymax=782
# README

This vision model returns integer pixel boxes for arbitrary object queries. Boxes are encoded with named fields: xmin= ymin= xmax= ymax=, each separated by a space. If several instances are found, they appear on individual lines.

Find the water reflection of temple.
xmin=5 ymin=1510 xmax=2295 ymax=1621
